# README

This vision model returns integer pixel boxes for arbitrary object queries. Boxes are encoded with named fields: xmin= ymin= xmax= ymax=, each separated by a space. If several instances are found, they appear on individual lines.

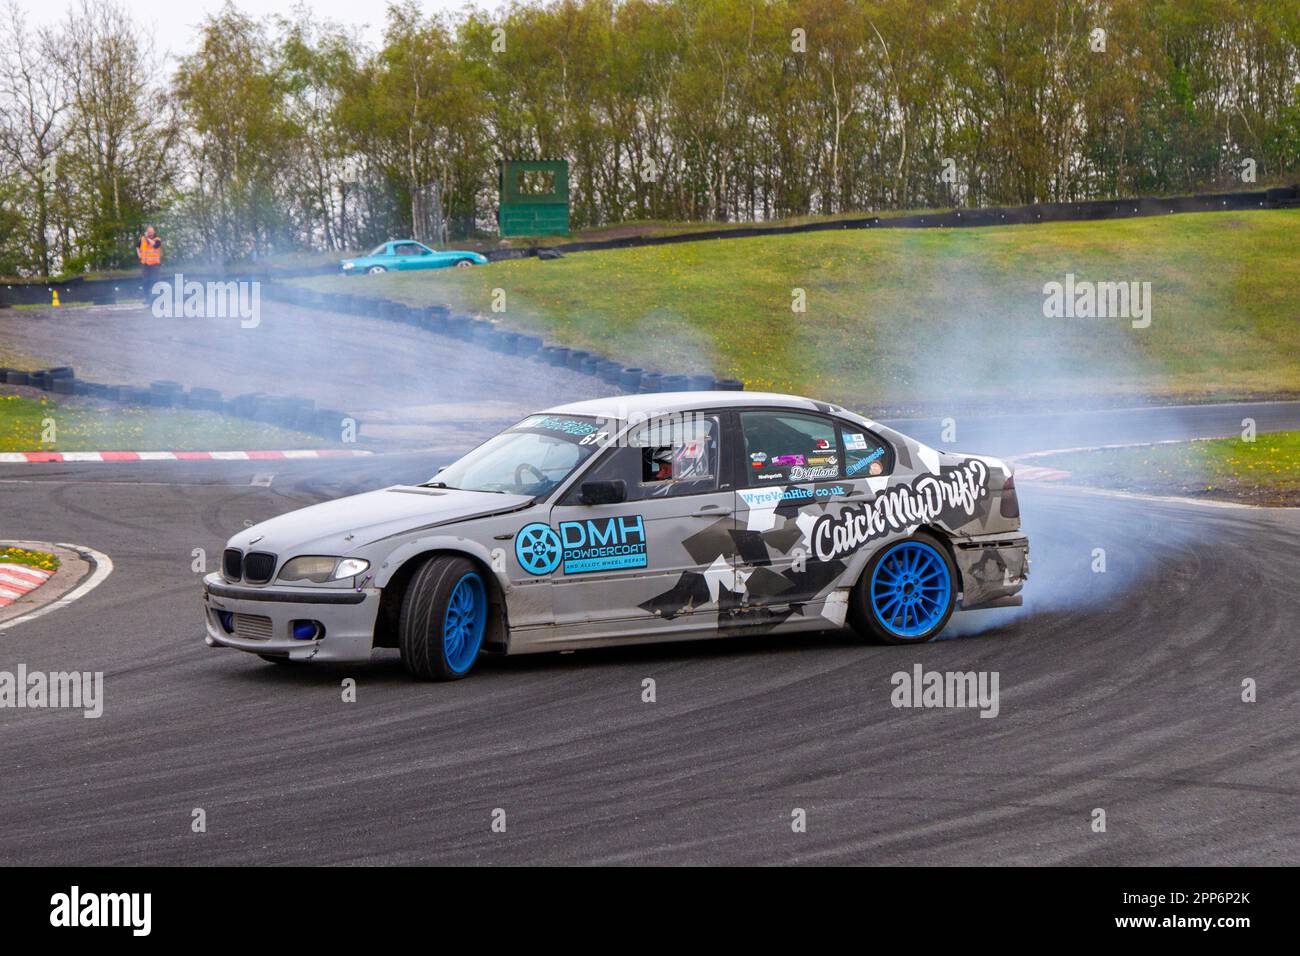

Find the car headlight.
xmin=342 ymin=262 xmax=355 ymax=270
xmin=277 ymin=556 xmax=370 ymax=584
xmin=334 ymin=558 xmax=370 ymax=579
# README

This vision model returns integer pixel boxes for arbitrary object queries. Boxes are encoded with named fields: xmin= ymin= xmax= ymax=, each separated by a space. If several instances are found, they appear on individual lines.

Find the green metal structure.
xmin=497 ymin=159 xmax=570 ymax=237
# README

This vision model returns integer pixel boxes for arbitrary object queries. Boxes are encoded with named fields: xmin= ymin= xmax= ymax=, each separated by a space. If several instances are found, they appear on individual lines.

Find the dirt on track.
xmin=0 ymin=302 xmax=610 ymax=448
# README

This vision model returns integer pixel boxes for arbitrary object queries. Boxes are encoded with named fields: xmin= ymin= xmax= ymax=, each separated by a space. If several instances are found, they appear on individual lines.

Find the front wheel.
xmin=367 ymin=265 xmax=387 ymax=274
xmin=454 ymin=259 xmax=474 ymax=268
xmin=398 ymin=556 xmax=489 ymax=680
xmin=849 ymin=533 xmax=957 ymax=644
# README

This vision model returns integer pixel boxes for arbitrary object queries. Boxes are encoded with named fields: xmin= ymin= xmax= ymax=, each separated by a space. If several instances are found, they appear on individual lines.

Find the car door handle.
xmin=690 ymin=505 xmax=726 ymax=517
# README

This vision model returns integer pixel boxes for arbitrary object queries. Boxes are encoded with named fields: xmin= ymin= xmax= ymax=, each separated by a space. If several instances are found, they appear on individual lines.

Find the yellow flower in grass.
xmin=0 ymin=546 xmax=60 ymax=572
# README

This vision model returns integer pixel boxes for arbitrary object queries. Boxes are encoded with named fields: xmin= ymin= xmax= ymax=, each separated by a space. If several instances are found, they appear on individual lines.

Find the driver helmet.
xmin=650 ymin=446 xmax=673 ymax=480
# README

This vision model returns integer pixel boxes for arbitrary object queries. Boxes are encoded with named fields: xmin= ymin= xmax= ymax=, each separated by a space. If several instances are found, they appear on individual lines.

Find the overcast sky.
xmin=18 ymin=0 xmax=507 ymax=59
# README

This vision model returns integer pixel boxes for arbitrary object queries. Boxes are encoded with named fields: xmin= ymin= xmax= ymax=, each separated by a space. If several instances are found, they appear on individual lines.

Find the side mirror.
xmin=580 ymin=479 xmax=626 ymax=505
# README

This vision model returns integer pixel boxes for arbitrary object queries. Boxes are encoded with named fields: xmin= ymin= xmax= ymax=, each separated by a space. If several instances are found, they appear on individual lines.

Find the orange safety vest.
xmin=139 ymin=235 xmax=162 ymax=266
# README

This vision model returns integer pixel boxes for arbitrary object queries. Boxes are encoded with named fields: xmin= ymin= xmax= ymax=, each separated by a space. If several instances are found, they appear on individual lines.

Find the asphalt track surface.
xmin=2 ymin=393 xmax=1299 ymax=865
xmin=4 ymin=305 xmax=1300 ymax=865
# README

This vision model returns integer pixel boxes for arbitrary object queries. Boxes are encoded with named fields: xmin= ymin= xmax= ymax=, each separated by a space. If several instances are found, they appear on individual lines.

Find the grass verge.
xmin=454 ymin=208 xmax=955 ymax=251
xmin=300 ymin=208 xmax=1300 ymax=413
xmin=0 ymin=393 xmax=321 ymax=452
xmin=1031 ymin=431 xmax=1300 ymax=507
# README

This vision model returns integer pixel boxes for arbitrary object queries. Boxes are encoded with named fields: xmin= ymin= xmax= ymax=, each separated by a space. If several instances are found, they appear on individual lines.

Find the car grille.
xmin=243 ymin=552 xmax=277 ymax=584
xmin=233 ymin=614 xmax=273 ymax=642
xmin=222 ymin=548 xmax=243 ymax=582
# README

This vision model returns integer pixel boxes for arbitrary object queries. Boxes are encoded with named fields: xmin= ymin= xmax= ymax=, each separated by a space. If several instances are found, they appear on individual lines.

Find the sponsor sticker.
xmin=739 ymin=484 xmax=845 ymax=507
xmin=847 ymin=445 xmax=886 ymax=476
xmin=518 ymin=415 xmax=598 ymax=437
xmin=560 ymin=515 xmax=648 ymax=573
xmin=517 ymin=516 xmax=649 ymax=575
xmin=789 ymin=464 xmax=839 ymax=481
xmin=845 ymin=432 xmax=869 ymax=451
xmin=810 ymin=461 xmax=989 ymax=562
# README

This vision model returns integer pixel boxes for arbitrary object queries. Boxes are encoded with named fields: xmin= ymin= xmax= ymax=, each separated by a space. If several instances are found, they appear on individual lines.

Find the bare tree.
xmin=0 ymin=1 xmax=67 ymax=277
xmin=48 ymin=0 xmax=176 ymax=268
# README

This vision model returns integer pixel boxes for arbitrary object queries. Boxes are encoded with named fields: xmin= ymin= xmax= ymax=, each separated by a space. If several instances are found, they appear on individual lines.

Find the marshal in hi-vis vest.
xmin=138 ymin=235 xmax=162 ymax=266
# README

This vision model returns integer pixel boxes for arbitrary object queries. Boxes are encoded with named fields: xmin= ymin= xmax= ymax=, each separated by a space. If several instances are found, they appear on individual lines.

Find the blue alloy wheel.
xmin=869 ymin=540 xmax=953 ymax=638
xmin=443 ymin=572 xmax=488 ymax=673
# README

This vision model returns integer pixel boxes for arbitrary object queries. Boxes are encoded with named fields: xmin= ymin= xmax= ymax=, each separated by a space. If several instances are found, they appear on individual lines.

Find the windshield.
xmin=427 ymin=414 xmax=611 ymax=495
xmin=369 ymin=243 xmax=388 ymax=256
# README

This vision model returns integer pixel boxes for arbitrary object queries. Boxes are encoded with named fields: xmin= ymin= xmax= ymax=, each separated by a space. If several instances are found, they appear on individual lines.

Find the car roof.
xmin=541 ymin=390 xmax=849 ymax=419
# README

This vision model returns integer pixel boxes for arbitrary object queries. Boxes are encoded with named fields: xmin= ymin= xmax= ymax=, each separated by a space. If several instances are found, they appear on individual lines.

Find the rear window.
xmin=741 ymin=411 xmax=841 ymax=484
xmin=840 ymin=425 xmax=891 ymax=478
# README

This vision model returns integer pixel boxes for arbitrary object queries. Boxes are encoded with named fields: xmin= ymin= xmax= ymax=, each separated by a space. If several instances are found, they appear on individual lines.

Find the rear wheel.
xmin=849 ymin=533 xmax=956 ymax=644
xmin=398 ymin=555 xmax=488 ymax=680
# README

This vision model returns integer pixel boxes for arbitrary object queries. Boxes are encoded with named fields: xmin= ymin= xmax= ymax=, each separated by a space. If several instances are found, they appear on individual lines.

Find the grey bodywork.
xmin=203 ymin=392 xmax=1029 ymax=662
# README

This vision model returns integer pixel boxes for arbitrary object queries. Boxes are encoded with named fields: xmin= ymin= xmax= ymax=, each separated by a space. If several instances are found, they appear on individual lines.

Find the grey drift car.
xmin=204 ymin=392 xmax=1029 ymax=680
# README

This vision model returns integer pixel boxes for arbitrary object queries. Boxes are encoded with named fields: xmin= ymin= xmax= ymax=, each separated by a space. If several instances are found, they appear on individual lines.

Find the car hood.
xmin=227 ymin=486 xmax=532 ymax=555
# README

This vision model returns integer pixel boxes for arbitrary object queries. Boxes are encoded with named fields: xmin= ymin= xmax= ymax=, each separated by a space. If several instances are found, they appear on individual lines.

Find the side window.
xmin=741 ymin=411 xmax=841 ymax=485
xmin=576 ymin=415 xmax=722 ymax=501
xmin=840 ymin=423 xmax=892 ymax=478
xmin=395 ymin=243 xmax=420 ymax=256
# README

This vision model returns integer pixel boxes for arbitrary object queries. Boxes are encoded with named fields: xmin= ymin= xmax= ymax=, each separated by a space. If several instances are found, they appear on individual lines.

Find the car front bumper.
xmin=202 ymin=573 xmax=381 ymax=662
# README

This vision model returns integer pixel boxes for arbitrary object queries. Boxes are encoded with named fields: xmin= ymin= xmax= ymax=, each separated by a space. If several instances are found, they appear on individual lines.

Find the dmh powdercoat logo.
xmin=516 ymin=516 xmax=648 ymax=575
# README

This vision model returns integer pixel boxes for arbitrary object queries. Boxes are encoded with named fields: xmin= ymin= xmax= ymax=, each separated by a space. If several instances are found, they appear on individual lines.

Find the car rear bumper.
xmin=953 ymin=533 xmax=1030 ymax=610
xmin=202 ymin=573 xmax=381 ymax=662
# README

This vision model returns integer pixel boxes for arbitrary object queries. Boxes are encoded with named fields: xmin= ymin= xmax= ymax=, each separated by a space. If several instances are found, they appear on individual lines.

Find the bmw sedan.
xmin=204 ymin=392 xmax=1029 ymax=680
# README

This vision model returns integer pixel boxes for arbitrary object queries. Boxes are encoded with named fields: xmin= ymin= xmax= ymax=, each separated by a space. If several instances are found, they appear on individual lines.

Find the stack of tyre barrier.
xmin=1266 ymin=185 xmax=1300 ymax=208
xmin=0 ymin=365 xmax=352 ymax=439
xmin=2 ymin=366 xmax=74 ymax=392
xmin=259 ymin=281 xmax=745 ymax=395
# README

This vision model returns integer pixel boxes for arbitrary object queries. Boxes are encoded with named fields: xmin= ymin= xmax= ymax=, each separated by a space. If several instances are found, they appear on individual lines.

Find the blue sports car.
xmin=341 ymin=240 xmax=489 ymax=275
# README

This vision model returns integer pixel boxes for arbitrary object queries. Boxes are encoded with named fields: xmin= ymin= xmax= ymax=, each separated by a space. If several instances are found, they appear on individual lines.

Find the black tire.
xmin=848 ymin=531 xmax=958 ymax=645
xmin=398 ymin=555 xmax=487 ymax=681
xmin=454 ymin=259 xmax=474 ymax=268
xmin=367 ymin=265 xmax=387 ymax=274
